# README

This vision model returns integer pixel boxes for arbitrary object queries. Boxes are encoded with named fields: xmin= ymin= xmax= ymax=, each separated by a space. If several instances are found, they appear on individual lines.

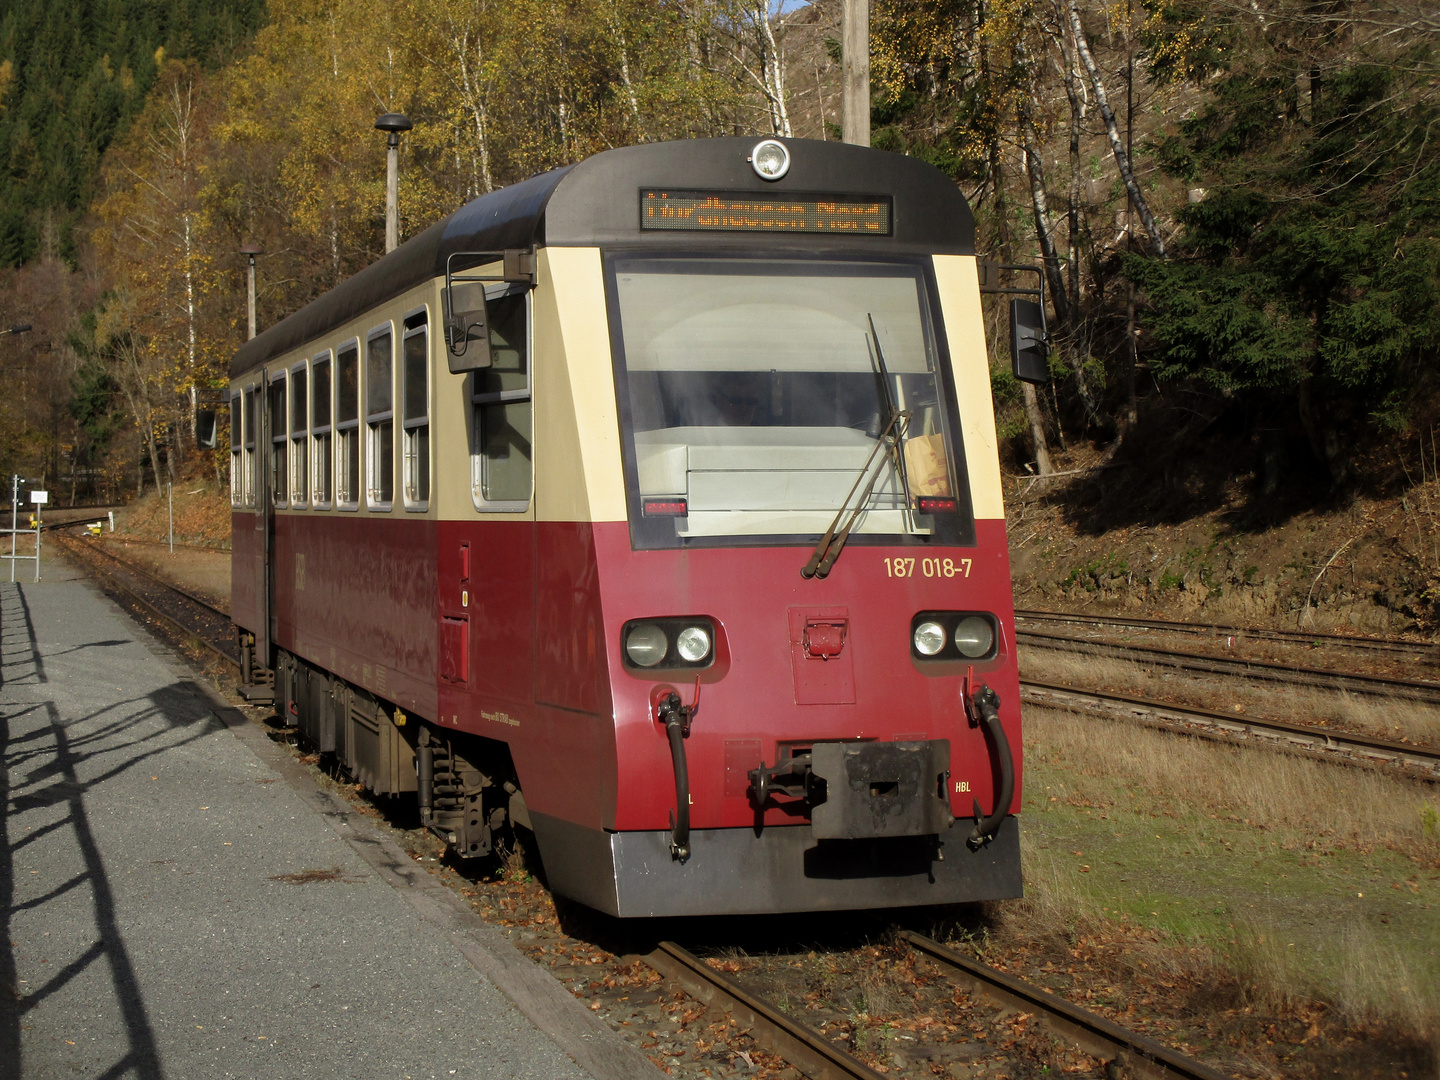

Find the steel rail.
xmin=1017 ymin=628 xmax=1440 ymax=704
xmin=76 ymin=537 xmax=231 ymax=618
xmin=1015 ymin=607 xmax=1435 ymax=657
xmin=68 ymin=527 xmax=231 ymax=554
xmin=1020 ymin=679 xmax=1440 ymax=777
xmin=53 ymin=536 xmax=239 ymax=669
xmin=644 ymin=940 xmax=888 ymax=1080
xmin=899 ymin=931 xmax=1232 ymax=1080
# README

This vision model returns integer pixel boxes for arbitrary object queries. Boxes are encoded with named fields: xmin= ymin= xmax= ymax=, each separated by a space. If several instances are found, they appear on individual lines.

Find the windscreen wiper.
xmin=801 ymin=410 xmax=904 ymax=579
xmin=801 ymin=317 xmax=910 ymax=580
xmin=868 ymin=313 xmax=914 ymax=508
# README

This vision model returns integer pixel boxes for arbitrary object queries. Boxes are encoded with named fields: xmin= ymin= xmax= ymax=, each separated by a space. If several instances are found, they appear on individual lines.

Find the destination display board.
xmin=641 ymin=190 xmax=892 ymax=235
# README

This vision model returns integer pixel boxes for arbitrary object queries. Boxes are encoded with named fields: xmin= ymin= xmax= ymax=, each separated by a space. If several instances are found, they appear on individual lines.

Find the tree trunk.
xmin=1021 ymin=382 xmax=1053 ymax=475
xmin=1065 ymin=0 xmax=1165 ymax=256
xmin=751 ymin=2 xmax=792 ymax=136
xmin=1058 ymin=18 xmax=1085 ymax=324
xmin=1053 ymin=20 xmax=1103 ymax=427
xmin=610 ymin=14 xmax=644 ymax=133
xmin=1021 ymin=110 xmax=1069 ymax=327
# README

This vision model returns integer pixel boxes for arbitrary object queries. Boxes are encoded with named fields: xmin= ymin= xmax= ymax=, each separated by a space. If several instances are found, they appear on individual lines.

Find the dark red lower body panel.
xmin=234 ymin=508 xmax=1023 ymax=913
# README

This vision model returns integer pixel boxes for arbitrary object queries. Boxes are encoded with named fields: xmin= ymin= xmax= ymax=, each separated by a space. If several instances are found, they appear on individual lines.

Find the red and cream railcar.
xmin=229 ymin=137 xmax=1025 ymax=917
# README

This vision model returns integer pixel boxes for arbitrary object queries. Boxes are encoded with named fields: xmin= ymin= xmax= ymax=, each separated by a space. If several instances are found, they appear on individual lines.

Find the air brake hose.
xmin=665 ymin=711 xmax=691 ymax=861
xmin=658 ymin=691 xmax=692 ymax=861
xmin=967 ymin=686 xmax=1015 ymax=849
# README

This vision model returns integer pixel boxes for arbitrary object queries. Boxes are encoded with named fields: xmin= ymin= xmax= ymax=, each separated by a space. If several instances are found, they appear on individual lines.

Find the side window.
xmin=243 ymin=387 xmax=258 ymax=508
xmin=311 ymin=352 xmax=333 ymax=507
xmin=268 ymin=373 xmax=287 ymax=506
xmin=335 ymin=342 xmax=360 ymax=509
xmin=471 ymin=287 xmax=532 ymax=509
xmin=289 ymin=363 xmax=308 ymax=508
xmin=402 ymin=310 xmax=429 ymax=509
xmin=229 ymin=393 xmax=242 ymax=507
xmin=366 ymin=325 xmax=394 ymax=509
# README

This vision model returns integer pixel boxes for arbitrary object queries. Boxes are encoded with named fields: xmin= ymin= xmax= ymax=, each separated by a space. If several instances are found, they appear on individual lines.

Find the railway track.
xmin=1015 ymin=607 xmax=1438 ymax=659
xmin=1021 ymin=679 xmax=1440 ymax=778
xmin=647 ymin=935 xmax=1231 ymax=1080
xmin=1016 ymin=626 xmax=1440 ymax=704
xmin=51 ymin=534 xmax=239 ymax=669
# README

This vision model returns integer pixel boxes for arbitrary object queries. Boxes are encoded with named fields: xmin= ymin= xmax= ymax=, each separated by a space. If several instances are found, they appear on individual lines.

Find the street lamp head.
xmin=9 ymin=324 xmax=31 ymax=335
xmin=376 ymin=111 xmax=412 ymax=149
xmin=239 ymin=243 xmax=262 ymax=256
xmin=375 ymin=112 xmax=413 ymax=134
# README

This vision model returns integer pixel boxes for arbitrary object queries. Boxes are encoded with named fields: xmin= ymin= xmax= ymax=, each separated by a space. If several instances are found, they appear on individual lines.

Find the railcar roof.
xmin=230 ymin=138 xmax=975 ymax=379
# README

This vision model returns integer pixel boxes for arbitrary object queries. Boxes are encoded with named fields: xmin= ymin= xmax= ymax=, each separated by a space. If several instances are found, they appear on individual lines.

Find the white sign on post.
xmin=29 ymin=491 xmax=47 ymax=505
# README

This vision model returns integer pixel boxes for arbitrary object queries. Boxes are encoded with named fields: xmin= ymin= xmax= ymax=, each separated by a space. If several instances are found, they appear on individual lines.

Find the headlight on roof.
xmin=750 ymin=139 xmax=790 ymax=181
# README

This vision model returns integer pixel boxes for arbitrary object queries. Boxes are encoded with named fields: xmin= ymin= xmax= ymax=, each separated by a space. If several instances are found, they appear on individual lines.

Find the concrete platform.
xmin=1 ymin=561 xmax=655 ymax=1079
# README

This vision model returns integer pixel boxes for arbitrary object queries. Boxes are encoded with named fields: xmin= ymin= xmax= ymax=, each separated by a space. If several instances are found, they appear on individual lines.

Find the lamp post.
xmin=375 ymin=112 xmax=413 ymax=254
xmin=240 ymin=244 xmax=261 ymax=340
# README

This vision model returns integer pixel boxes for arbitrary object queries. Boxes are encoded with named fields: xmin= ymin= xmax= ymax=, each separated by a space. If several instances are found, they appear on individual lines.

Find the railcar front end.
xmin=230 ymin=137 xmax=1025 ymax=918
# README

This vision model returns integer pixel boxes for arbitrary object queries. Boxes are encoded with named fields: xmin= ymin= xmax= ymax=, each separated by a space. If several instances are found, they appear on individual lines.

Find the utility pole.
xmin=842 ymin=0 xmax=870 ymax=146
xmin=240 ymin=244 xmax=261 ymax=340
xmin=375 ymin=113 xmax=414 ymax=254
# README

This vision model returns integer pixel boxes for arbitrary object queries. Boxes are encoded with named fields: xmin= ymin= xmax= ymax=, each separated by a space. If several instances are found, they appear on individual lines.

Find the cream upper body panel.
xmin=931 ymin=255 xmax=1005 ymax=522
xmin=534 ymin=247 xmax=628 ymax=524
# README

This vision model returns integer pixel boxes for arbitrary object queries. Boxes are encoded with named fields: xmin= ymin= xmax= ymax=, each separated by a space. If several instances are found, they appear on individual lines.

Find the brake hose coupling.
xmin=656 ymin=677 xmax=702 ymax=861
xmin=965 ymin=683 xmax=1014 ymax=850
xmin=654 ymin=676 xmax=701 ymax=736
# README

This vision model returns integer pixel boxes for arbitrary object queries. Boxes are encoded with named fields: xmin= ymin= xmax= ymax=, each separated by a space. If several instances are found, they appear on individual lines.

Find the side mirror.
xmin=445 ymin=273 xmax=492 ymax=373
xmin=444 ymin=249 xmax=534 ymax=374
xmin=1010 ymin=298 xmax=1049 ymax=384
xmin=196 ymin=409 xmax=218 ymax=449
xmin=446 ymin=308 xmax=491 ymax=374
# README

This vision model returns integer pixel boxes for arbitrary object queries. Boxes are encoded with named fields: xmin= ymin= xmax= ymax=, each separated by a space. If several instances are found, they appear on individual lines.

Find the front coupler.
xmin=750 ymin=740 xmax=954 ymax=840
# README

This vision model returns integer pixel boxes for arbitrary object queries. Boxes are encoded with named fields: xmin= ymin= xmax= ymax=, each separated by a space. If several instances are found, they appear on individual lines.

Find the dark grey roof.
xmin=231 ymin=138 xmax=974 ymax=378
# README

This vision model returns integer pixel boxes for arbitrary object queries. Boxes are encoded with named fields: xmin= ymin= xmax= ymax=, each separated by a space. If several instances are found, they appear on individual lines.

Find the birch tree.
xmin=1065 ymin=0 xmax=1165 ymax=255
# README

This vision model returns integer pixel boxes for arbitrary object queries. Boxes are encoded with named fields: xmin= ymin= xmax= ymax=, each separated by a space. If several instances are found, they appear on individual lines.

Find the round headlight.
xmin=625 ymin=624 xmax=668 ymax=667
xmin=954 ymin=616 xmax=994 ymax=658
xmin=913 ymin=621 xmax=947 ymax=657
xmin=676 ymin=625 xmax=712 ymax=663
xmin=750 ymin=139 xmax=790 ymax=181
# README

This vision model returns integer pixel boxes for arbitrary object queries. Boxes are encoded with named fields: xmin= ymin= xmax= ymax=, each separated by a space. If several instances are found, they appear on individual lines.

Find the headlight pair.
xmin=623 ymin=618 xmax=715 ymax=670
xmin=910 ymin=612 xmax=997 ymax=660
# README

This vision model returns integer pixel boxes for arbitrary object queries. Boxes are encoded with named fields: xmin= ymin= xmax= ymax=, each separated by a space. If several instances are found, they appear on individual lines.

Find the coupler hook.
xmin=966 ymin=684 xmax=1015 ymax=849
xmin=658 ymin=677 xmax=701 ymax=862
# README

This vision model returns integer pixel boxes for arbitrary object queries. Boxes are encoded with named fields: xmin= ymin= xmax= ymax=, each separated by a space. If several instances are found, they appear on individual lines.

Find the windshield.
xmin=608 ymin=256 xmax=974 ymax=548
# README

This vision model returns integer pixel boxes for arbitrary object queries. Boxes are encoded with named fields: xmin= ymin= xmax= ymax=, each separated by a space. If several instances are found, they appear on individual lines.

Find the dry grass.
xmin=1226 ymin=919 xmax=1435 ymax=1035
xmin=1027 ymin=706 xmax=1440 ymax=853
xmin=113 ymin=482 xmax=232 ymax=549
xmin=1021 ymin=647 xmax=1440 ymax=748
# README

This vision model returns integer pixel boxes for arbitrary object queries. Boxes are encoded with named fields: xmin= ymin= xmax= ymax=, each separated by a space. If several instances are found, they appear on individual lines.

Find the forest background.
xmin=0 ymin=0 xmax=1434 ymax=517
